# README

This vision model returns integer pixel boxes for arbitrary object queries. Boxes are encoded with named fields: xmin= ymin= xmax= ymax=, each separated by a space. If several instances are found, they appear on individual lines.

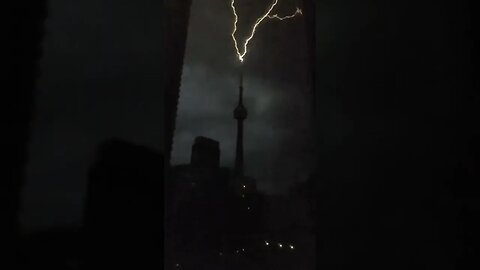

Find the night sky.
xmin=172 ymin=0 xmax=315 ymax=192
xmin=21 ymin=0 xmax=314 ymax=230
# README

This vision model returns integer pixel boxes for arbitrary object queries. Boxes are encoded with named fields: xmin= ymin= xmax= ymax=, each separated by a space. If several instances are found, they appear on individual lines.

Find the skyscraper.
xmin=165 ymin=0 xmax=193 ymax=165
xmin=191 ymin=136 xmax=220 ymax=169
xmin=84 ymin=139 xmax=163 ymax=268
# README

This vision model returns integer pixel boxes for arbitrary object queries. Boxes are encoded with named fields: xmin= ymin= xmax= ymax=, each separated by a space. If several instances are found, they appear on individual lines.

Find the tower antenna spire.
xmin=239 ymin=69 xmax=244 ymax=104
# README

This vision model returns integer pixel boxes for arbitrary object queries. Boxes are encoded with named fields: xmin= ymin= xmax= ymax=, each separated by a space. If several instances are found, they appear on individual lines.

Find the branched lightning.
xmin=230 ymin=0 xmax=302 ymax=63
xmin=230 ymin=0 xmax=243 ymax=62
xmin=267 ymin=7 xmax=302 ymax=20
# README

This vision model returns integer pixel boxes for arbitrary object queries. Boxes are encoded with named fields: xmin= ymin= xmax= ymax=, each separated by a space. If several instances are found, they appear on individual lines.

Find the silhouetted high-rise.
xmin=234 ymin=72 xmax=247 ymax=177
xmin=191 ymin=136 xmax=220 ymax=168
xmin=84 ymin=139 xmax=163 ymax=269
xmin=165 ymin=0 xmax=193 ymax=165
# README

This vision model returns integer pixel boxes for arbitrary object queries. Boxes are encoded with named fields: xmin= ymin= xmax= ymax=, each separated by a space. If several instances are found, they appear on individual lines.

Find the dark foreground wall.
xmin=2 ymin=1 xmax=47 ymax=266
xmin=83 ymin=139 xmax=163 ymax=269
xmin=314 ymin=0 xmax=478 ymax=269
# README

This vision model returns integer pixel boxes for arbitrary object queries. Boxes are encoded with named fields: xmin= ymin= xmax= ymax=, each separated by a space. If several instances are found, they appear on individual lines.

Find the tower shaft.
xmin=235 ymin=119 xmax=244 ymax=176
xmin=234 ymin=71 xmax=247 ymax=176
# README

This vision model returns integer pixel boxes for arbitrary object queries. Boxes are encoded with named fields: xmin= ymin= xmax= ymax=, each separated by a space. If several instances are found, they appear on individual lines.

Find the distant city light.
xmin=219 ymin=252 xmax=223 ymax=256
xmin=175 ymin=263 xmax=180 ymax=267
xmin=247 ymin=206 xmax=250 ymax=210
xmin=242 ymin=185 xmax=246 ymax=189
xmin=265 ymin=241 xmax=269 ymax=246
xmin=278 ymin=243 xmax=283 ymax=248
xmin=241 ymin=194 xmax=245 ymax=198
xmin=242 ymin=248 xmax=245 ymax=252
xmin=236 ymin=250 xmax=239 ymax=253
xmin=289 ymin=245 xmax=295 ymax=250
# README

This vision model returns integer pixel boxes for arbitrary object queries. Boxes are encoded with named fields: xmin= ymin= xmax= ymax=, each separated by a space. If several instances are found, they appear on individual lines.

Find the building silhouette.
xmin=83 ymin=139 xmax=163 ymax=269
xmin=165 ymin=0 xmax=193 ymax=165
xmin=450 ymin=139 xmax=480 ymax=268
xmin=3 ymin=1 xmax=47 ymax=266
xmin=166 ymin=135 xmax=266 ymax=269
xmin=191 ymin=136 xmax=221 ymax=168
xmin=168 ymin=138 xmax=229 ymax=233
xmin=313 ymin=1 xmax=478 ymax=269
xmin=17 ymin=228 xmax=83 ymax=270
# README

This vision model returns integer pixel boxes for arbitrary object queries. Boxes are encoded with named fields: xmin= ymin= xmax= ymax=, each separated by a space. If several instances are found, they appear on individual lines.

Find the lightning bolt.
xmin=267 ymin=7 xmax=303 ymax=20
xmin=230 ymin=0 xmax=302 ymax=63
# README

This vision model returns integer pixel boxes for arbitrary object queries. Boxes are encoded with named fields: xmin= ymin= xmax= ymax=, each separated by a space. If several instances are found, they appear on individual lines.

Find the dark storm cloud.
xmin=182 ymin=0 xmax=308 ymax=83
xmin=172 ymin=0 xmax=315 ymax=193
xmin=21 ymin=0 xmax=164 ymax=230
